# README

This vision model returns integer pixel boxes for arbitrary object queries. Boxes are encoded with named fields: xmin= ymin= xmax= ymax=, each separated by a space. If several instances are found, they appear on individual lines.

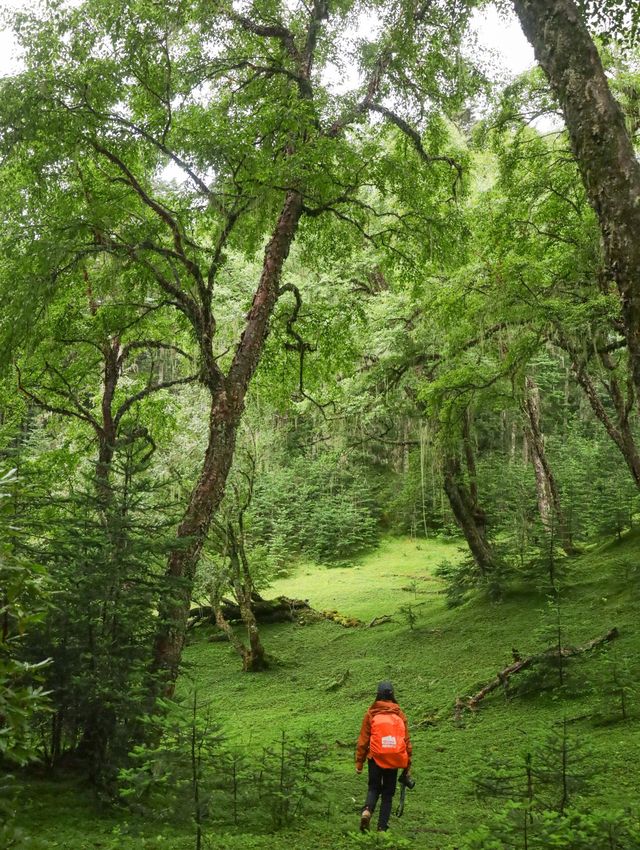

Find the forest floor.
xmin=15 ymin=534 xmax=640 ymax=850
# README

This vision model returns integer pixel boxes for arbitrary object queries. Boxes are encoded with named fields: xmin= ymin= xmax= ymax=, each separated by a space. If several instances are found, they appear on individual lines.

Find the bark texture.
xmin=512 ymin=0 xmax=640 ymax=393
xmin=558 ymin=336 xmax=640 ymax=490
xmin=151 ymin=191 xmax=304 ymax=691
xmin=523 ymin=377 xmax=575 ymax=554
xmin=443 ymin=455 xmax=496 ymax=574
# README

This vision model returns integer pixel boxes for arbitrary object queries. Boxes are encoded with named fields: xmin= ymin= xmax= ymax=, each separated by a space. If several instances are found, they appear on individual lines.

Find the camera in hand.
xmin=399 ymin=770 xmax=415 ymax=790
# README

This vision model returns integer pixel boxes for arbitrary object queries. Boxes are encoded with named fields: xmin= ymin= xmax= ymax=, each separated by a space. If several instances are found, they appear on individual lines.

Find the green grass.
xmin=266 ymin=536 xmax=459 ymax=621
xmin=14 ymin=534 xmax=640 ymax=849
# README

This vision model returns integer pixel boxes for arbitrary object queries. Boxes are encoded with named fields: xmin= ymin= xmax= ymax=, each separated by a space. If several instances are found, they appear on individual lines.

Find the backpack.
xmin=369 ymin=711 xmax=409 ymax=769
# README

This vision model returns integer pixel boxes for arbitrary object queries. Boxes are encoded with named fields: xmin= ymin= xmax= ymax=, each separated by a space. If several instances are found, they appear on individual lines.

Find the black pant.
xmin=363 ymin=758 xmax=398 ymax=830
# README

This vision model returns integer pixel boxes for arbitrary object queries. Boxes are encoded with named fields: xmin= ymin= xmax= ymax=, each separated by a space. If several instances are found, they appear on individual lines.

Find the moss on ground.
xmin=14 ymin=534 xmax=640 ymax=849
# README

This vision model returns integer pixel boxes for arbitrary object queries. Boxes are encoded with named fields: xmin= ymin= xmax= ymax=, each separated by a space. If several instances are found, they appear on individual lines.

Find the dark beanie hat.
xmin=376 ymin=680 xmax=395 ymax=700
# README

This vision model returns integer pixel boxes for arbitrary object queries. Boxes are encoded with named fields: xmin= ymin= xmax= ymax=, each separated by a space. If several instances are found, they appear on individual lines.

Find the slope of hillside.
xmin=16 ymin=535 xmax=640 ymax=849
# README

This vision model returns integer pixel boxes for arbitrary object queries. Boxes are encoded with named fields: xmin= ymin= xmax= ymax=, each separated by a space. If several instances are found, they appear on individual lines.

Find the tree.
xmin=207 ymin=447 xmax=269 ymax=673
xmin=0 ymin=468 xmax=50 ymax=842
xmin=522 ymin=375 xmax=574 ymax=554
xmin=443 ymin=450 xmax=497 ymax=575
xmin=511 ymin=0 xmax=640 ymax=399
xmin=15 ymin=269 xmax=195 ymax=507
xmin=1 ymin=0 xmax=475 ymax=696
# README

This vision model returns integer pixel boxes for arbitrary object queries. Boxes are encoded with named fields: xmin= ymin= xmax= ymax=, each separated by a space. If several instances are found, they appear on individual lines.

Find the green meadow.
xmin=16 ymin=534 xmax=640 ymax=849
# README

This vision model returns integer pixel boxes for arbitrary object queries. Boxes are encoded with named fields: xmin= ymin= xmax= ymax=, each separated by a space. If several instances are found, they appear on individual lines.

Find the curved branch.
xmin=234 ymin=15 xmax=301 ymax=62
xmin=44 ymin=360 xmax=102 ymax=425
xmin=83 ymin=103 xmax=215 ymax=203
xmin=278 ymin=283 xmax=335 ymax=417
xmin=91 ymin=141 xmax=206 ymax=293
xmin=16 ymin=366 xmax=101 ymax=432
xmin=367 ymin=103 xmax=463 ymax=187
xmin=113 ymin=373 xmax=199 ymax=428
xmin=103 ymin=239 xmax=200 ymax=322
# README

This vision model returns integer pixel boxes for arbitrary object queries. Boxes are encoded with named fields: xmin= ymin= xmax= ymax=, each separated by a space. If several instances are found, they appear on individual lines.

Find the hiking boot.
xmin=377 ymin=825 xmax=388 ymax=832
xmin=359 ymin=808 xmax=372 ymax=832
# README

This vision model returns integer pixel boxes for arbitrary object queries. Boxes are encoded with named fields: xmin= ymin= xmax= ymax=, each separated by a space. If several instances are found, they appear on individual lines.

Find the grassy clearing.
xmin=15 ymin=534 xmax=640 ymax=849
xmin=266 ymin=536 xmax=458 ymax=621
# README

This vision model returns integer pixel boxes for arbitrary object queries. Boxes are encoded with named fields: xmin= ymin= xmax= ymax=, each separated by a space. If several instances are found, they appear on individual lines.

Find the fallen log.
xmin=455 ymin=627 xmax=619 ymax=720
xmin=369 ymin=615 xmax=395 ymax=628
xmin=188 ymin=594 xmax=312 ymax=629
xmin=321 ymin=609 xmax=363 ymax=627
xmin=190 ymin=597 xmax=363 ymax=630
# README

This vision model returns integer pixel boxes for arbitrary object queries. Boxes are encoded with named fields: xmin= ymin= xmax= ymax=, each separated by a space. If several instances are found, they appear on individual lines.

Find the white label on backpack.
xmin=381 ymin=735 xmax=397 ymax=748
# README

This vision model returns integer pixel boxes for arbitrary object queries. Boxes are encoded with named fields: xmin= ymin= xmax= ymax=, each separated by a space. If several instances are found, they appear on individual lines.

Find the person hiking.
xmin=355 ymin=680 xmax=412 ymax=832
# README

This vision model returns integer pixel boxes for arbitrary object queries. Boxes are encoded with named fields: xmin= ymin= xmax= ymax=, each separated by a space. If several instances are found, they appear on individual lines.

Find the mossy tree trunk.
xmin=523 ymin=376 xmax=575 ymax=554
xmin=512 ymin=0 xmax=640 ymax=395
xmin=443 ymin=454 xmax=497 ymax=575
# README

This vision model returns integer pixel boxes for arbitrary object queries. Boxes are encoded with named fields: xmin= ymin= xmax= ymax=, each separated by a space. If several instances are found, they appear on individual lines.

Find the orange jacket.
xmin=355 ymin=700 xmax=412 ymax=771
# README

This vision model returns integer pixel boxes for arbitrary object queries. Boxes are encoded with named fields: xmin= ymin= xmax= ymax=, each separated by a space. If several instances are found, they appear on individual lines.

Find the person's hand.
xmin=356 ymin=767 xmax=362 ymax=775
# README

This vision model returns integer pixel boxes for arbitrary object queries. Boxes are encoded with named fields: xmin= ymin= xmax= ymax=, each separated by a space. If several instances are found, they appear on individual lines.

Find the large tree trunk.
xmin=523 ymin=377 xmax=575 ymax=554
xmin=233 ymin=522 xmax=268 ymax=672
xmin=443 ymin=455 xmax=496 ymax=575
xmin=213 ymin=603 xmax=252 ymax=668
xmin=151 ymin=191 xmax=303 ymax=694
xmin=512 ymin=0 xmax=640 ymax=395
xmin=151 ymin=400 xmax=239 ymax=690
xmin=94 ymin=339 xmax=119 ymax=505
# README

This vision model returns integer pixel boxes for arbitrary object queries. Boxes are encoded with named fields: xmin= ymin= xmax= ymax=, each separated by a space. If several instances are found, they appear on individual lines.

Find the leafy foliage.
xmin=18 ymin=443 xmax=181 ymax=787
xmin=249 ymin=451 xmax=380 ymax=565
xmin=0 ymin=468 xmax=51 ymax=847
xmin=119 ymin=699 xmax=331 ymax=834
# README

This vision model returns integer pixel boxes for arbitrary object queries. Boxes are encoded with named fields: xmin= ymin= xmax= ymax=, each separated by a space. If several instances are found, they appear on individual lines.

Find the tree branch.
xmin=113 ymin=373 xmax=199 ymax=428
xmin=233 ymin=15 xmax=301 ymax=62
xmin=366 ymin=103 xmax=463 ymax=187
xmin=16 ymin=366 xmax=101 ymax=432
xmin=91 ymin=141 xmax=206 ymax=293
xmin=84 ymin=104 xmax=215 ymax=204
xmin=278 ymin=282 xmax=334 ymax=417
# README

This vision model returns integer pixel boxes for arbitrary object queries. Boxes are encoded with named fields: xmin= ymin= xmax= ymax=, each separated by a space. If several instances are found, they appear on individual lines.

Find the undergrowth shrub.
xmin=0 ymin=468 xmax=51 ymax=849
xmin=591 ymin=652 xmax=639 ymax=726
xmin=466 ymin=722 xmax=640 ymax=849
xmin=119 ymin=696 xmax=332 ymax=835
xmin=19 ymin=444 xmax=181 ymax=790
xmin=436 ymin=553 xmax=511 ymax=607
xmin=462 ymin=804 xmax=640 ymax=850
xmin=257 ymin=730 xmax=332 ymax=828
xmin=436 ymin=523 xmax=572 ymax=608
xmin=472 ymin=722 xmax=594 ymax=816
xmin=249 ymin=453 xmax=379 ymax=565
